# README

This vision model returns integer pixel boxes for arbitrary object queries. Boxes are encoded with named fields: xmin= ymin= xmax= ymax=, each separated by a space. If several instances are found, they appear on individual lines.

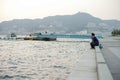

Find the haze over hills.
xmin=0 ymin=12 xmax=120 ymax=35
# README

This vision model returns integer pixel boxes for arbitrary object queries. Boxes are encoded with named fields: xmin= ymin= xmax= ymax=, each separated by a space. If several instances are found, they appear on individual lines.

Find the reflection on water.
xmin=0 ymin=40 xmax=86 ymax=80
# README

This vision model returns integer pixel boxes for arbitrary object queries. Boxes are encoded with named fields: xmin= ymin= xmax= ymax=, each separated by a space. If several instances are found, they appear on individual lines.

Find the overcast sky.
xmin=0 ymin=0 xmax=120 ymax=22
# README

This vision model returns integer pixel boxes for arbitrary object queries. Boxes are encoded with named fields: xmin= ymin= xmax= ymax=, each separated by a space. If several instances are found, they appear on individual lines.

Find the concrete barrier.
xmin=95 ymin=46 xmax=113 ymax=80
xmin=98 ymin=64 xmax=113 ymax=80
xmin=95 ymin=46 xmax=105 ymax=63
xmin=95 ymin=46 xmax=101 ymax=53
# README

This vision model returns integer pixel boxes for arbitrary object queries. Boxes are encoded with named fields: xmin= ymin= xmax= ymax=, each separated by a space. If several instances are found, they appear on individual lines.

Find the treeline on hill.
xmin=112 ymin=29 xmax=120 ymax=36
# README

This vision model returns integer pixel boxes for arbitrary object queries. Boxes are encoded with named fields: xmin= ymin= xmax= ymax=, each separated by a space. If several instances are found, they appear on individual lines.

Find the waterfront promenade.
xmin=101 ymin=37 xmax=120 ymax=80
xmin=67 ymin=37 xmax=117 ymax=80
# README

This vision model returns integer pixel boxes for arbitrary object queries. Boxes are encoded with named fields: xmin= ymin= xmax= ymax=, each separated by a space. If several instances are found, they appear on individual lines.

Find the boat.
xmin=24 ymin=33 xmax=56 ymax=41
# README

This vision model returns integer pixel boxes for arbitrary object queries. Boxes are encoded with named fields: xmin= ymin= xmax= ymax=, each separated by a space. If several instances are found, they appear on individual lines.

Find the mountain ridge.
xmin=0 ymin=12 xmax=120 ymax=35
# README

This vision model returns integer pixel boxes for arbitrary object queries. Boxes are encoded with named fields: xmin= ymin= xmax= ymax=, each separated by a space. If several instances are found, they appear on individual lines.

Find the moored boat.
xmin=24 ymin=33 xmax=56 ymax=41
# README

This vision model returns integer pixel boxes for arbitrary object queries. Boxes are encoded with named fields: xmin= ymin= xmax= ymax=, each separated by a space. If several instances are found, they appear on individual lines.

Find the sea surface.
xmin=0 ymin=40 xmax=89 ymax=80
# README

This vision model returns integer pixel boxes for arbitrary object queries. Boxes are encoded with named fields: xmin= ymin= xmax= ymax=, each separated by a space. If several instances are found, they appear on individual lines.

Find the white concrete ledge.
xmin=95 ymin=46 xmax=101 ymax=53
xmin=95 ymin=47 xmax=105 ymax=63
xmin=95 ymin=46 xmax=113 ymax=80
xmin=96 ymin=53 xmax=105 ymax=63
xmin=98 ymin=64 xmax=113 ymax=80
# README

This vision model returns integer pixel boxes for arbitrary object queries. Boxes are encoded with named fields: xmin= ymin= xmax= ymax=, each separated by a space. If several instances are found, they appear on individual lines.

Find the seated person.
xmin=90 ymin=33 xmax=99 ymax=49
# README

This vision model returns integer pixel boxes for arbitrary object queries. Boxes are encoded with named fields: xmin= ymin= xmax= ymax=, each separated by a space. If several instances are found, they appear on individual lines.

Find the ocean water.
xmin=0 ymin=40 xmax=89 ymax=80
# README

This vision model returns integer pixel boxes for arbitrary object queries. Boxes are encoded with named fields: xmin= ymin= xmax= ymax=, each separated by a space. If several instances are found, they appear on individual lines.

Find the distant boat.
xmin=24 ymin=33 xmax=56 ymax=41
xmin=4 ymin=33 xmax=17 ymax=40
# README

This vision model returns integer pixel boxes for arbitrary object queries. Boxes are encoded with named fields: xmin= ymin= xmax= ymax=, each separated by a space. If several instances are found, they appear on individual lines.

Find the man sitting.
xmin=90 ymin=33 xmax=99 ymax=49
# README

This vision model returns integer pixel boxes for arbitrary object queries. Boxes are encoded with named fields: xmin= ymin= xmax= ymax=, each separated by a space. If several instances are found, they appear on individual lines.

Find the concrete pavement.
xmin=101 ymin=37 xmax=120 ymax=80
xmin=67 ymin=47 xmax=98 ymax=80
xmin=67 ymin=37 xmax=120 ymax=80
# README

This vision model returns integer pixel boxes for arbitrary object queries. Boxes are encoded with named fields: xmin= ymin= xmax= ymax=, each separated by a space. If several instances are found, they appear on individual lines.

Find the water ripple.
xmin=0 ymin=40 xmax=86 ymax=80
xmin=0 ymin=75 xmax=31 ymax=79
xmin=0 ymin=75 xmax=14 ymax=79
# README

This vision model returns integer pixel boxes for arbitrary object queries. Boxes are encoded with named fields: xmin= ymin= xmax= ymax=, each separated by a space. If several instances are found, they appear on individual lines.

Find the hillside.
xmin=0 ymin=12 xmax=120 ymax=35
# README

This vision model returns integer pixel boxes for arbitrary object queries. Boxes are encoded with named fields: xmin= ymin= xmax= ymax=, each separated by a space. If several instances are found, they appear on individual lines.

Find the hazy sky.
xmin=0 ymin=0 xmax=120 ymax=22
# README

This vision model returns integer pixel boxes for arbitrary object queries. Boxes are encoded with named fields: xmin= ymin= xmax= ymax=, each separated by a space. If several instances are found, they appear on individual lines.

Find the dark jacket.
xmin=92 ymin=36 xmax=99 ymax=46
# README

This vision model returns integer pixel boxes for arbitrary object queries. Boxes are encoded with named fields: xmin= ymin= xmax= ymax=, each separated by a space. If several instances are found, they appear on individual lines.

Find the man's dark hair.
xmin=91 ymin=33 xmax=95 ymax=36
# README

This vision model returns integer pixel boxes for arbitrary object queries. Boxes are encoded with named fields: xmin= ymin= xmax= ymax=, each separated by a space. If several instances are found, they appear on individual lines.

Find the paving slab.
xmin=67 ymin=49 xmax=97 ymax=80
